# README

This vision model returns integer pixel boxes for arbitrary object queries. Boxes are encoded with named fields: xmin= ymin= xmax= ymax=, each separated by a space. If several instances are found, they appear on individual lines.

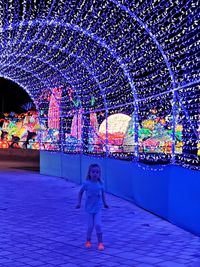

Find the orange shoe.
xmin=98 ymin=243 xmax=104 ymax=251
xmin=85 ymin=241 xmax=92 ymax=248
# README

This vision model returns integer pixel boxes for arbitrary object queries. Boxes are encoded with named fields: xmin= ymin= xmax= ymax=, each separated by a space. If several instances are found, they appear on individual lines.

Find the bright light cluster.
xmin=0 ymin=0 xmax=199 ymax=169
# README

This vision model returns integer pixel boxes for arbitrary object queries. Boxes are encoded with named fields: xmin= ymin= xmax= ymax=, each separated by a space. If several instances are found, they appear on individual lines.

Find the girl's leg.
xmin=86 ymin=213 xmax=94 ymax=241
xmin=94 ymin=211 xmax=103 ymax=243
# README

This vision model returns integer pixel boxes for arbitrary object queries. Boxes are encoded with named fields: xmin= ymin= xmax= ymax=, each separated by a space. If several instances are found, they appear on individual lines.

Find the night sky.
xmin=0 ymin=77 xmax=35 ymax=117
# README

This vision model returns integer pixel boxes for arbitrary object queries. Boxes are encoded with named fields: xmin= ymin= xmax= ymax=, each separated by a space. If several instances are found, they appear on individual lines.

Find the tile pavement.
xmin=0 ymin=166 xmax=200 ymax=267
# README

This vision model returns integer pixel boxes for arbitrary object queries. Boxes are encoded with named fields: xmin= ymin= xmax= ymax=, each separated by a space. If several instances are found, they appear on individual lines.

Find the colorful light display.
xmin=0 ymin=0 xmax=199 ymax=169
xmin=0 ymin=110 xmax=60 ymax=150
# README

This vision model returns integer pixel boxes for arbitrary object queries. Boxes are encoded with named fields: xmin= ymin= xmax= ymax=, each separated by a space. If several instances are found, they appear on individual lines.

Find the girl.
xmin=76 ymin=163 xmax=108 ymax=250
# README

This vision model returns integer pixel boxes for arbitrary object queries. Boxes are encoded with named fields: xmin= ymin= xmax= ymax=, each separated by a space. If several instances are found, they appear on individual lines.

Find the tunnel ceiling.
xmin=0 ymin=0 xmax=199 ymax=123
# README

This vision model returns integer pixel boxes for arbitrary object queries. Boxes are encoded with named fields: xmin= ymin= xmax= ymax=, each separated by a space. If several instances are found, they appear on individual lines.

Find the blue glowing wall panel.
xmin=61 ymin=154 xmax=81 ymax=184
xmin=105 ymin=158 xmax=135 ymax=203
xmin=131 ymin=165 xmax=170 ymax=218
xmin=40 ymin=151 xmax=62 ymax=177
xmin=169 ymin=167 xmax=200 ymax=235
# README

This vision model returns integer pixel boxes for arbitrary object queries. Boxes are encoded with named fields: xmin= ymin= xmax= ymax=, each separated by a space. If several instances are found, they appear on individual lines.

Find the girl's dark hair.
xmin=86 ymin=163 xmax=102 ymax=182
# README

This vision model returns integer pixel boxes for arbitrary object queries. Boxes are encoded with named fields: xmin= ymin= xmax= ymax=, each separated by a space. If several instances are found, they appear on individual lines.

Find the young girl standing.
xmin=76 ymin=163 xmax=108 ymax=250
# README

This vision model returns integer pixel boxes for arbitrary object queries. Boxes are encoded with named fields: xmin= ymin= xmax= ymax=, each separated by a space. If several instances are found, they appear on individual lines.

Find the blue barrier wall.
xmin=40 ymin=151 xmax=200 ymax=235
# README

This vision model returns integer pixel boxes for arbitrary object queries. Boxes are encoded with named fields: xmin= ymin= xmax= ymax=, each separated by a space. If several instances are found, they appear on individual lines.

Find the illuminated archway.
xmin=0 ymin=0 xmax=199 ymax=168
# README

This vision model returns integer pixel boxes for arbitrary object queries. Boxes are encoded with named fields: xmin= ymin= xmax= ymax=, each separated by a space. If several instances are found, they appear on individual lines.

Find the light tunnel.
xmin=0 ymin=0 xmax=199 ymax=168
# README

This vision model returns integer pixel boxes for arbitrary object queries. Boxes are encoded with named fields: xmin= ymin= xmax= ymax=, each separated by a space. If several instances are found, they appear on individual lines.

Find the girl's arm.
xmin=76 ymin=188 xmax=84 ymax=208
xmin=102 ymin=190 xmax=109 ymax=208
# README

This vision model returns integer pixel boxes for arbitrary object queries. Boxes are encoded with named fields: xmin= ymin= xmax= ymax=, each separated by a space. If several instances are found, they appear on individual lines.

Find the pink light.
xmin=48 ymin=88 xmax=62 ymax=129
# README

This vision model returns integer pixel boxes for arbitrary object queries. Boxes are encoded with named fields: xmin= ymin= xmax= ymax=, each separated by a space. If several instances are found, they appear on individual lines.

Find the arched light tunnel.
xmin=0 ymin=0 xmax=200 ymax=235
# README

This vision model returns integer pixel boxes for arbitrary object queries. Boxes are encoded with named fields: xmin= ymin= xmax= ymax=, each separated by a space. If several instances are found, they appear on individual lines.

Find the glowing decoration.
xmin=41 ymin=128 xmax=60 ymax=151
xmin=99 ymin=114 xmax=131 ymax=134
xmin=0 ymin=110 xmax=59 ymax=150
xmin=72 ymin=99 xmax=81 ymax=108
xmin=64 ymin=136 xmax=79 ymax=152
xmin=71 ymin=110 xmax=82 ymax=140
xmin=0 ymin=130 xmax=9 ymax=149
xmin=142 ymin=139 xmax=160 ymax=153
xmin=9 ymin=112 xmax=15 ymax=117
xmin=142 ymin=120 xmax=155 ymax=131
xmin=67 ymin=87 xmax=73 ymax=102
xmin=90 ymin=112 xmax=98 ymax=132
xmin=91 ymin=96 xmax=95 ymax=106
xmin=10 ymin=136 xmax=21 ymax=149
xmin=99 ymin=114 xmax=132 ymax=152
xmin=48 ymin=87 xmax=62 ymax=129
xmin=21 ymin=102 xmax=34 ymax=111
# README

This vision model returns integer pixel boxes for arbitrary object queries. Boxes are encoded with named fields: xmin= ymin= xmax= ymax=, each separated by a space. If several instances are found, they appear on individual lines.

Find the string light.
xmin=0 ymin=0 xmax=199 ymax=169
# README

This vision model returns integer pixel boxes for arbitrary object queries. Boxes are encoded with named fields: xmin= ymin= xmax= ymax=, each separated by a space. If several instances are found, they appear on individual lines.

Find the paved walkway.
xmin=0 ymin=166 xmax=200 ymax=267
